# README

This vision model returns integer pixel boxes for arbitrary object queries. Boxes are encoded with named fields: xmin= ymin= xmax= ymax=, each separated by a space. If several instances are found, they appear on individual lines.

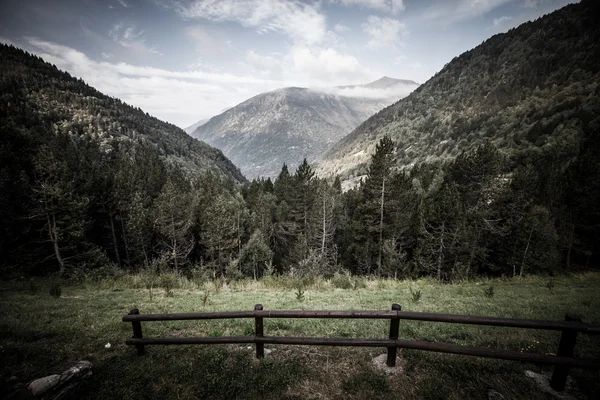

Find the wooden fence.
xmin=122 ymin=304 xmax=600 ymax=392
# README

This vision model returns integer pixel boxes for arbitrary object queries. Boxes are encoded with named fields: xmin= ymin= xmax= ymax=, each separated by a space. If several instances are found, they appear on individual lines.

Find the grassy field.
xmin=1 ymin=273 xmax=600 ymax=399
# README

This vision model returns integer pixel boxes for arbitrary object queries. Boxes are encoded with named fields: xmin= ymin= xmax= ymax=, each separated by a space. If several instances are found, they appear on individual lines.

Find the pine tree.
xmin=362 ymin=136 xmax=395 ymax=276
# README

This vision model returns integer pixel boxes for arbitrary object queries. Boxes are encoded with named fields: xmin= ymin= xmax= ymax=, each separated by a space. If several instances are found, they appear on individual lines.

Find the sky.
xmin=0 ymin=0 xmax=577 ymax=128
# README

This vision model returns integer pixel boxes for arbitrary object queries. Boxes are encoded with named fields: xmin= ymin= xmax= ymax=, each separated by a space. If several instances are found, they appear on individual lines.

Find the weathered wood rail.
xmin=122 ymin=304 xmax=600 ymax=392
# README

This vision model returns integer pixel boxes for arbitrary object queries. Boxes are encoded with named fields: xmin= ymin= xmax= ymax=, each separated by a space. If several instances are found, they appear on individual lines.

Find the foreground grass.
xmin=1 ymin=273 xmax=600 ymax=399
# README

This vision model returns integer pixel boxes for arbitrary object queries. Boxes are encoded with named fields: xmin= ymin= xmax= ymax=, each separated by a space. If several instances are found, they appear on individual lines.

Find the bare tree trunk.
xmin=437 ymin=222 xmax=445 ymax=281
xmin=120 ymin=218 xmax=131 ymax=267
xmin=237 ymin=212 xmax=242 ymax=259
xmin=377 ymin=177 xmax=385 ymax=277
xmin=565 ymin=225 xmax=574 ymax=270
xmin=48 ymin=212 xmax=65 ymax=275
xmin=321 ymin=195 xmax=327 ymax=255
xmin=171 ymin=212 xmax=178 ymax=273
xmin=109 ymin=213 xmax=122 ymax=268
xmin=519 ymin=226 xmax=534 ymax=277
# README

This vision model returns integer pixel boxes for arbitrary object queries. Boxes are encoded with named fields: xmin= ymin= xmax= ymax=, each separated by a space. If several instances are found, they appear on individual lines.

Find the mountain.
xmin=0 ymin=44 xmax=245 ymax=184
xmin=317 ymin=0 xmax=600 ymax=184
xmin=184 ymin=107 xmax=231 ymax=135
xmin=0 ymin=43 xmax=246 ymax=272
xmin=190 ymin=77 xmax=419 ymax=178
xmin=336 ymin=76 xmax=418 ymax=90
xmin=184 ymin=118 xmax=209 ymax=135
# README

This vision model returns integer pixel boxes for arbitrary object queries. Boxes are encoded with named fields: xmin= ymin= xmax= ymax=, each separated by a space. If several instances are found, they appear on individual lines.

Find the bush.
xmin=330 ymin=272 xmax=353 ymax=289
xmin=160 ymin=274 xmax=179 ymax=297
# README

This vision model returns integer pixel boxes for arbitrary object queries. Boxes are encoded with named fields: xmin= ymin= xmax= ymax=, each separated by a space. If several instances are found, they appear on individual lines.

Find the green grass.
xmin=1 ymin=273 xmax=600 ymax=399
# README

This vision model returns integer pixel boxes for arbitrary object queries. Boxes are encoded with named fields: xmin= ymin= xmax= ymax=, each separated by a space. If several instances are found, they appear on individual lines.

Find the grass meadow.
xmin=1 ymin=272 xmax=600 ymax=399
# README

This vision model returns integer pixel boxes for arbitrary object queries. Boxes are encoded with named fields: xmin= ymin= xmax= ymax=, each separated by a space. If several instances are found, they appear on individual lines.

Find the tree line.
xmin=3 ymin=127 xmax=597 ymax=280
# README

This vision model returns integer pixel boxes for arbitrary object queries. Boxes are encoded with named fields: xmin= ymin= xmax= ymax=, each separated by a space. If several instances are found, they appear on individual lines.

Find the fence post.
xmin=550 ymin=313 xmax=582 ymax=392
xmin=255 ymin=304 xmax=264 ymax=359
xmin=386 ymin=304 xmax=401 ymax=367
xmin=129 ymin=308 xmax=145 ymax=356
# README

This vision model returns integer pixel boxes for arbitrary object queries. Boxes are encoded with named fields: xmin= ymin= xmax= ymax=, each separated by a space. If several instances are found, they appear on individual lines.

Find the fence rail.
xmin=122 ymin=304 xmax=600 ymax=392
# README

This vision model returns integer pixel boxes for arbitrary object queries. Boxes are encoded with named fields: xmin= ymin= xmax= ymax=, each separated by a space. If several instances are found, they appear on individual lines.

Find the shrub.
xmin=330 ymin=272 xmax=353 ymax=289
xmin=295 ymin=285 xmax=305 ymax=302
xmin=160 ymin=274 xmax=178 ymax=297
xmin=410 ymin=287 xmax=422 ymax=303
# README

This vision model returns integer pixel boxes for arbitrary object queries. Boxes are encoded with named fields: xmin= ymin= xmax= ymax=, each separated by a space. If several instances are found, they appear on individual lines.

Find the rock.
xmin=524 ymin=370 xmax=584 ymax=400
xmin=26 ymin=361 xmax=93 ymax=399
xmin=487 ymin=389 xmax=505 ymax=400
xmin=371 ymin=353 xmax=404 ymax=375
xmin=264 ymin=348 xmax=274 ymax=355
xmin=27 ymin=375 xmax=61 ymax=396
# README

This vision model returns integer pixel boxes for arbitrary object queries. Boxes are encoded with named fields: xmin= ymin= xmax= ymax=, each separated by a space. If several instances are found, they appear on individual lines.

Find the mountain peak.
xmin=364 ymin=76 xmax=419 ymax=89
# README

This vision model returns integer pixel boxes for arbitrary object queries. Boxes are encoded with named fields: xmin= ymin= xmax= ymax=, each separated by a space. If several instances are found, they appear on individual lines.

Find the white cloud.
xmin=321 ymin=82 xmax=418 ymax=100
xmin=245 ymin=50 xmax=284 ymax=81
xmin=174 ymin=0 xmax=327 ymax=44
xmin=493 ymin=15 xmax=513 ymax=26
xmin=185 ymin=25 xmax=227 ymax=56
xmin=291 ymin=45 xmax=374 ymax=83
xmin=101 ymin=52 xmax=113 ymax=59
xmin=21 ymin=38 xmax=289 ymax=127
xmin=117 ymin=0 xmax=131 ymax=7
xmin=422 ymin=0 xmax=513 ymax=24
xmin=334 ymin=23 xmax=350 ymax=33
xmin=361 ymin=15 xmax=406 ymax=49
xmin=109 ymin=23 xmax=162 ymax=55
xmin=332 ymin=0 xmax=405 ymax=14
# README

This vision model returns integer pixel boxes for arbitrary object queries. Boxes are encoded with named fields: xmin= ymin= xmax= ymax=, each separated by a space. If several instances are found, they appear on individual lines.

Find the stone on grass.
xmin=28 ymin=375 xmax=61 ymax=396
xmin=371 ymin=354 xmax=404 ymax=375
xmin=25 ymin=361 xmax=92 ymax=399
xmin=524 ymin=370 xmax=584 ymax=400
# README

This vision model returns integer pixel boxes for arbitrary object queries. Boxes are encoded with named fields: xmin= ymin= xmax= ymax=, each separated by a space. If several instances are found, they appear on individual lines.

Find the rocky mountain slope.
xmin=190 ymin=77 xmax=418 ymax=178
xmin=316 ymin=0 xmax=600 ymax=184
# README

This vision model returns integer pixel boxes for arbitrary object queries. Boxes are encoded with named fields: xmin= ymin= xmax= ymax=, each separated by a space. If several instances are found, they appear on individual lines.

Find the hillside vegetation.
xmin=317 ymin=0 xmax=600 ymax=181
xmin=1 ymin=273 xmax=599 ymax=399
xmin=0 ymin=44 xmax=244 ymax=275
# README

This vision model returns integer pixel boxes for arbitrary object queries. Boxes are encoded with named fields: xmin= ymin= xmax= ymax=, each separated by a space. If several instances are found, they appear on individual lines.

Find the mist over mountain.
xmin=316 ymin=0 xmax=600 ymax=187
xmin=189 ymin=77 xmax=419 ymax=179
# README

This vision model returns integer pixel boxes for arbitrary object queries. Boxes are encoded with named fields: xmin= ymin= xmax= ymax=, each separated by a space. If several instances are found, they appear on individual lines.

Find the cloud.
xmin=492 ymin=15 xmax=513 ymax=26
xmin=245 ymin=50 xmax=284 ymax=81
xmin=291 ymin=45 xmax=374 ymax=83
xmin=185 ymin=25 xmax=228 ymax=57
xmin=173 ymin=0 xmax=327 ymax=44
xmin=422 ymin=0 xmax=513 ymax=24
xmin=361 ymin=16 xmax=406 ymax=49
xmin=332 ymin=0 xmax=405 ymax=14
xmin=321 ymin=82 xmax=418 ymax=100
xmin=109 ymin=23 xmax=162 ymax=55
xmin=19 ymin=38 xmax=289 ymax=127
xmin=334 ymin=23 xmax=350 ymax=33
xmin=117 ymin=0 xmax=132 ymax=7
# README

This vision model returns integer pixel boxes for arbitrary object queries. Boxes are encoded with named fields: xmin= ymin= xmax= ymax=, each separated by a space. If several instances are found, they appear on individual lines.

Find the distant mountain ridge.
xmin=336 ymin=76 xmax=418 ymax=90
xmin=316 ymin=0 xmax=600 ymax=184
xmin=190 ymin=77 xmax=419 ymax=178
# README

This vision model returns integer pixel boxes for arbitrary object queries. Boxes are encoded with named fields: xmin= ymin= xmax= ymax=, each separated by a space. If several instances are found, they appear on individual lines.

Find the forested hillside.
xmin=0 ymin=44 xmax=244 ymax=275
xmin=1 ymin=0 xmax=598 ymax=281
xmin=317 ymin=0 xmax=600 ymax=182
